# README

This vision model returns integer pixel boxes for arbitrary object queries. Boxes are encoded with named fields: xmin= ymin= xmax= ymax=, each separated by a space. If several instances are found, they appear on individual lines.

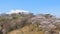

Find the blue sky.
xmin=0 ymin=0 xmax=60 ymax=17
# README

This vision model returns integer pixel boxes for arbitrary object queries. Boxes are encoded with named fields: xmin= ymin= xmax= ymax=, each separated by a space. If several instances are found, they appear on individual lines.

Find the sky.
xmin=0 ymin=0 xmax=60 ymax=17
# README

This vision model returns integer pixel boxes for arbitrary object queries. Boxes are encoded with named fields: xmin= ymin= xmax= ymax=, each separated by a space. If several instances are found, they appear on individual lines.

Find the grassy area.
xmin=7 ymin=24 xmax=44 ymax=34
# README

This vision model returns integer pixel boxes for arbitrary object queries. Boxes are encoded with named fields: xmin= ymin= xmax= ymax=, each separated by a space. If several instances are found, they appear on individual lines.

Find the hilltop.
xmin=0 ymin=12 xmax=60 ymax=34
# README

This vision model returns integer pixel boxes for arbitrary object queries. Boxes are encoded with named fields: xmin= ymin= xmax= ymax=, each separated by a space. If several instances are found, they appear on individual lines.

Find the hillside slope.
xmin=7 ymin=24 xmax=44 ymax=34
xmin=0 ymin=13 xmax=60 ymax=34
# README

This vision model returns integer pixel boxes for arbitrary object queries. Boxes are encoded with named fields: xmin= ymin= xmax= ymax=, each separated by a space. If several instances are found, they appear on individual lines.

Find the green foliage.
xmin=12 ymin=15 xmax=23 ymax=19
xmin=0 ymin=18 xmax=8 ymax=21
xmin=44 ymin=14 xmax=53 ymax=18
xmin=12 ymin=16 xmax=19 ymax=19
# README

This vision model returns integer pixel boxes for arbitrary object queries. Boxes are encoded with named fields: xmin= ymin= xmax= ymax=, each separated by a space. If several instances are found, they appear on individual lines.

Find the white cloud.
xmin=6 ymin=9 xmax=30 ymax=14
